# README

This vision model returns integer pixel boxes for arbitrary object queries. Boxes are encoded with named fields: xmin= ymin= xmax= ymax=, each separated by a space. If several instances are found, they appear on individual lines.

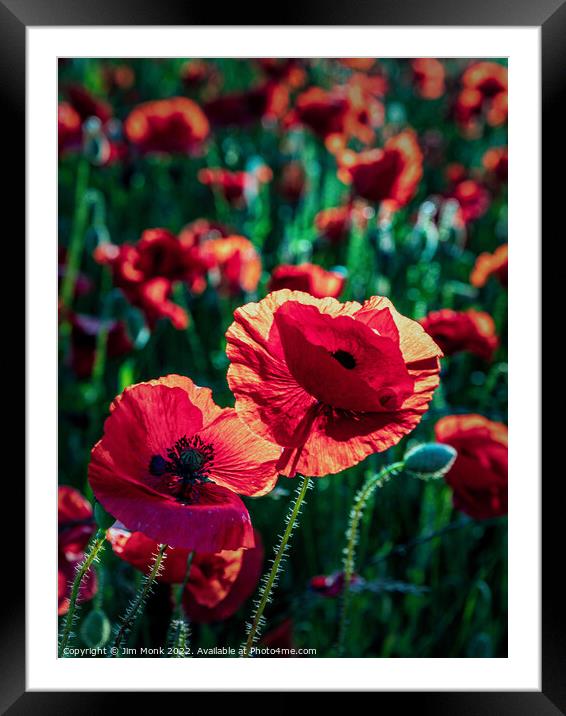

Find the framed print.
xmin=7 ymin=0 xmax=558 ymax=708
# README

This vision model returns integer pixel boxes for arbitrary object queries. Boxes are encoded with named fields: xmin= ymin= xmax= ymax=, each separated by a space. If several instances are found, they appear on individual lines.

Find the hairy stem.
xmin=242 ymin=474 xmax=311 ymax=657
xmin=337 ymin=461 xmax=404 ymax=656
xmin=58 ymin=528 xmax=106 ymax=657
xmin=111 ymin=543 xmax=167 ymax=655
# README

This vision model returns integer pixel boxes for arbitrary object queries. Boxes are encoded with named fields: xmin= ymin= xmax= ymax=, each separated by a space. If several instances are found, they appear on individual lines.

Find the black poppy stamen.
xmin=149 ymin=435 xmax=214 ymax=503
xmin=331 ymin=349 xmax=357 ymax=369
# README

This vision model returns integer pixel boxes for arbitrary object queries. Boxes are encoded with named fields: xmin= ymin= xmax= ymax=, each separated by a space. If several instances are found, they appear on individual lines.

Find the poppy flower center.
xmin=331 ymin=349 xmax=357 ymax=369
xmin=149 ymin=435 xmax=214 ymax=503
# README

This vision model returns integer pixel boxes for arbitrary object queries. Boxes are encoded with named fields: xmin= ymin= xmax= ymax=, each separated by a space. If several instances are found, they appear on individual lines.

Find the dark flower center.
xmin=149 ymin=435 xmax=214 ymax=503
xmin=331 ymin=349 xmax=357 ymax=369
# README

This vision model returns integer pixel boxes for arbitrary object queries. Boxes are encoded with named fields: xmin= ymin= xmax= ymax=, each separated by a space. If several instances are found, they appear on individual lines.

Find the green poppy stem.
xmin=58 ymin=528 xmax=106 ymax=657
xmin=337 ymin=461 xmax=404 ymax=656
xmin=242 ymin=474 xmax=311 ymax=657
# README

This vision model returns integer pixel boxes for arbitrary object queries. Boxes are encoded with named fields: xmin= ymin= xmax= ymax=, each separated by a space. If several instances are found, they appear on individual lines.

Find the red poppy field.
xmin=58 ymin=57 xmax=508 ymax=659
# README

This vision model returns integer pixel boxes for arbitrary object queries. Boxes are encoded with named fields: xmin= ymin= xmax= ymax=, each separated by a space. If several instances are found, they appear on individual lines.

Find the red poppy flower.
xmin=337 ymin=131 xmax=423 ymax=207
xmin=342 ymin=74 xmax=386 ymax=145
xmin=268 ymin=264 xmax=346 ymax=299
xmin=107 ymin=526 xmax=264 ymax=622
xmin=58 ymin=486 xmax=97 ymax=615
xmin=455 ymin=62 xmax=508 ymax=129
xmin=180 ymin=60 xmax=220 ymax=93
xmin=70 ymin=314 xmax=133 ymax=380
xmin=201 ymin=236 xmax=262 ymax=296
xmin=257 ymin=59 xmax=306 ymax=89
xmin=226 ymin=290 xmax=442 ymax=477
xmin=89 ymin=376 xmax=280 ymax=551
xmin=314 ymin=203 xmax=368 ymax=244
xmin=470 ymin=244 xmax=508 ymax=289
xmin=448 ymin=179 xmax=490 ymax=224
xmin=310 ymin=571 xmax=361 ymax=598
xmin=198 ymin=166 xmax=272 ymax=207
xmin=435 ymin=414 xmax=508 ymax=519
xmin=483 ymin=147 xmax=508 ymax=184
xmin=102 ymin=64 xmax=136 ymax=93
xmin=66 ymin=85 xmax=113 ymax=124
xmin=420 ymin=309 xmax=499 ymax=361
xmin=178 ymin=219 xmax=231 ymax=293
xmin=58 ymin=554 xmax=98 ymax=616
xmin=93 ymin=228 xmax=206 ymax=329
xmin=291 ymin=87 xmax=351 ymax=139
xmin=411 ymin=58 xmax=445 ymax=100
xmin=59 ymin=485 xmax=96 ymax=557
xmin=338 ymin=58 xmax=377 ymax=71
xmin=204 ymin=82 xmax=289 ymax=126
xmin=278 ymin=161 xmax=306 ymax=203
xmin=260 ymin=618 xmax=295 ymax=655
xmin=58 ymin=102 xmax=82 ymax=154
xmin=124 ymin=97 xmax=210 ymax=155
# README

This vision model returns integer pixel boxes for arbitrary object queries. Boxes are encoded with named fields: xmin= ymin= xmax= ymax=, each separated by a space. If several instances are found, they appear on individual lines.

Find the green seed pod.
xmin=80 ymin=609 xmax=111 ymax=649
xmin=404 ymin=443 xmax=457 ymax=480
xmin=94 ymin=500 xmax=116 ymax=530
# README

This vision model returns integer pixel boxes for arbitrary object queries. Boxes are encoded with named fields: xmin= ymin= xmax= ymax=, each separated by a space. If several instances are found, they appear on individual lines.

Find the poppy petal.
xmin=197 ymin=409 xmax=281 ymax=496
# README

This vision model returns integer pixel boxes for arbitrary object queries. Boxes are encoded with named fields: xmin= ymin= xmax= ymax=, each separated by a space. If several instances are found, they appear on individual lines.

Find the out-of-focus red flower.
xmin=340 ymin=74 xmax=386 ymax=146
xmin=420 ymin=309 xmax=498 ymax=361
xmin=226 ymin=291 xmax=442 ymax=477
xmin=338 ymin=58 xmax=377 ymax=71
xmin=59 ymin=88 xmax=126 ymax=164
xmin=268 ymin=263 xmax=346 ymax=299
xmin=278 ymin=161 xmax=306 ymax=203
xmin=94 ymin=228 xmax=210 ymax=329
xmin=411 ymin=58 xmax=445 ymax=100
xmin=201 ymin=236 xmax=262 ymax=295
xmin=337 ymin=130 xmax=423 ymax=207
xmin=66 ymin=85 xmax=113 ymax=124
xmin=257 ymin=58 xmax=306 ymax=89
xmin=204 ymin=82 xmax=289 ymax=126
xmin=89 ymin=376 xmax=280 ymax=551
xmin=259 ymin=618 xmax=295 ymax=655
xmin=124 ymin=97 xmax=210 ymax=155
xmin=70 ymin=314 xmax=133 ymax=380
xmin=178 ymin=219 xmax=231 ymax=294
xmin=107 ymin=526 xmax=264 ymax=622
xmin=198 ymin=166 xmax=272 ymax=207
xmin=102 ymin=64 xmax=136 ymax=92
xmin=455 ymin=62 xmax=508 ymax=130
xmin=470 ymin=244 xmax=508 ymax=289
xmin=290 ymin=87 xmax=350 ymax=139
xmin=289 ymin=78 xmax=384 ymax=147
xmin=58 ymin=102 xmax=82 ymax=154
xmin=310 ymin=571 xmax=361 ymax=597
xmin=483 ymin=146 xmax=508 ymax=184
xmin=447 ymin=179 xmax=490 ymax=224
xmin=59 ymin=485 xmax=96 ymax=557
xmin=137 ymin=278 xmax=190 ymax=330
xmin=58 ymin=486 xmax=97 ymax=615
xmin=180 ymin=59 xmax=221 ymax=94
xmin=435 ymin=414 xmax=508 ymax=519
xmin=314 ymin=203 xmax=368 ymax=243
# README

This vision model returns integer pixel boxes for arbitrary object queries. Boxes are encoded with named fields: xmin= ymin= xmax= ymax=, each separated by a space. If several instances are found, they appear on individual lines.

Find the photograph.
xmin=57 ymin=56 xmax=509 ymax=660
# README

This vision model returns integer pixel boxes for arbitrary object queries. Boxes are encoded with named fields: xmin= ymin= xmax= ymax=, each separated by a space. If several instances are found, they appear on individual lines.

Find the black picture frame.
xmin=7 ymin=0 xmax=557 ymax=710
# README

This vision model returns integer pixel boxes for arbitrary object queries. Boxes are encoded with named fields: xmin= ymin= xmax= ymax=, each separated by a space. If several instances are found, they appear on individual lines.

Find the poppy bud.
xmin=94 ymin=500 xmax=116 ymax=530
xmin=404 ymin=442 xmax=457 ymax=480
xmin=80 ymin=608 xmax=111 ymax=648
